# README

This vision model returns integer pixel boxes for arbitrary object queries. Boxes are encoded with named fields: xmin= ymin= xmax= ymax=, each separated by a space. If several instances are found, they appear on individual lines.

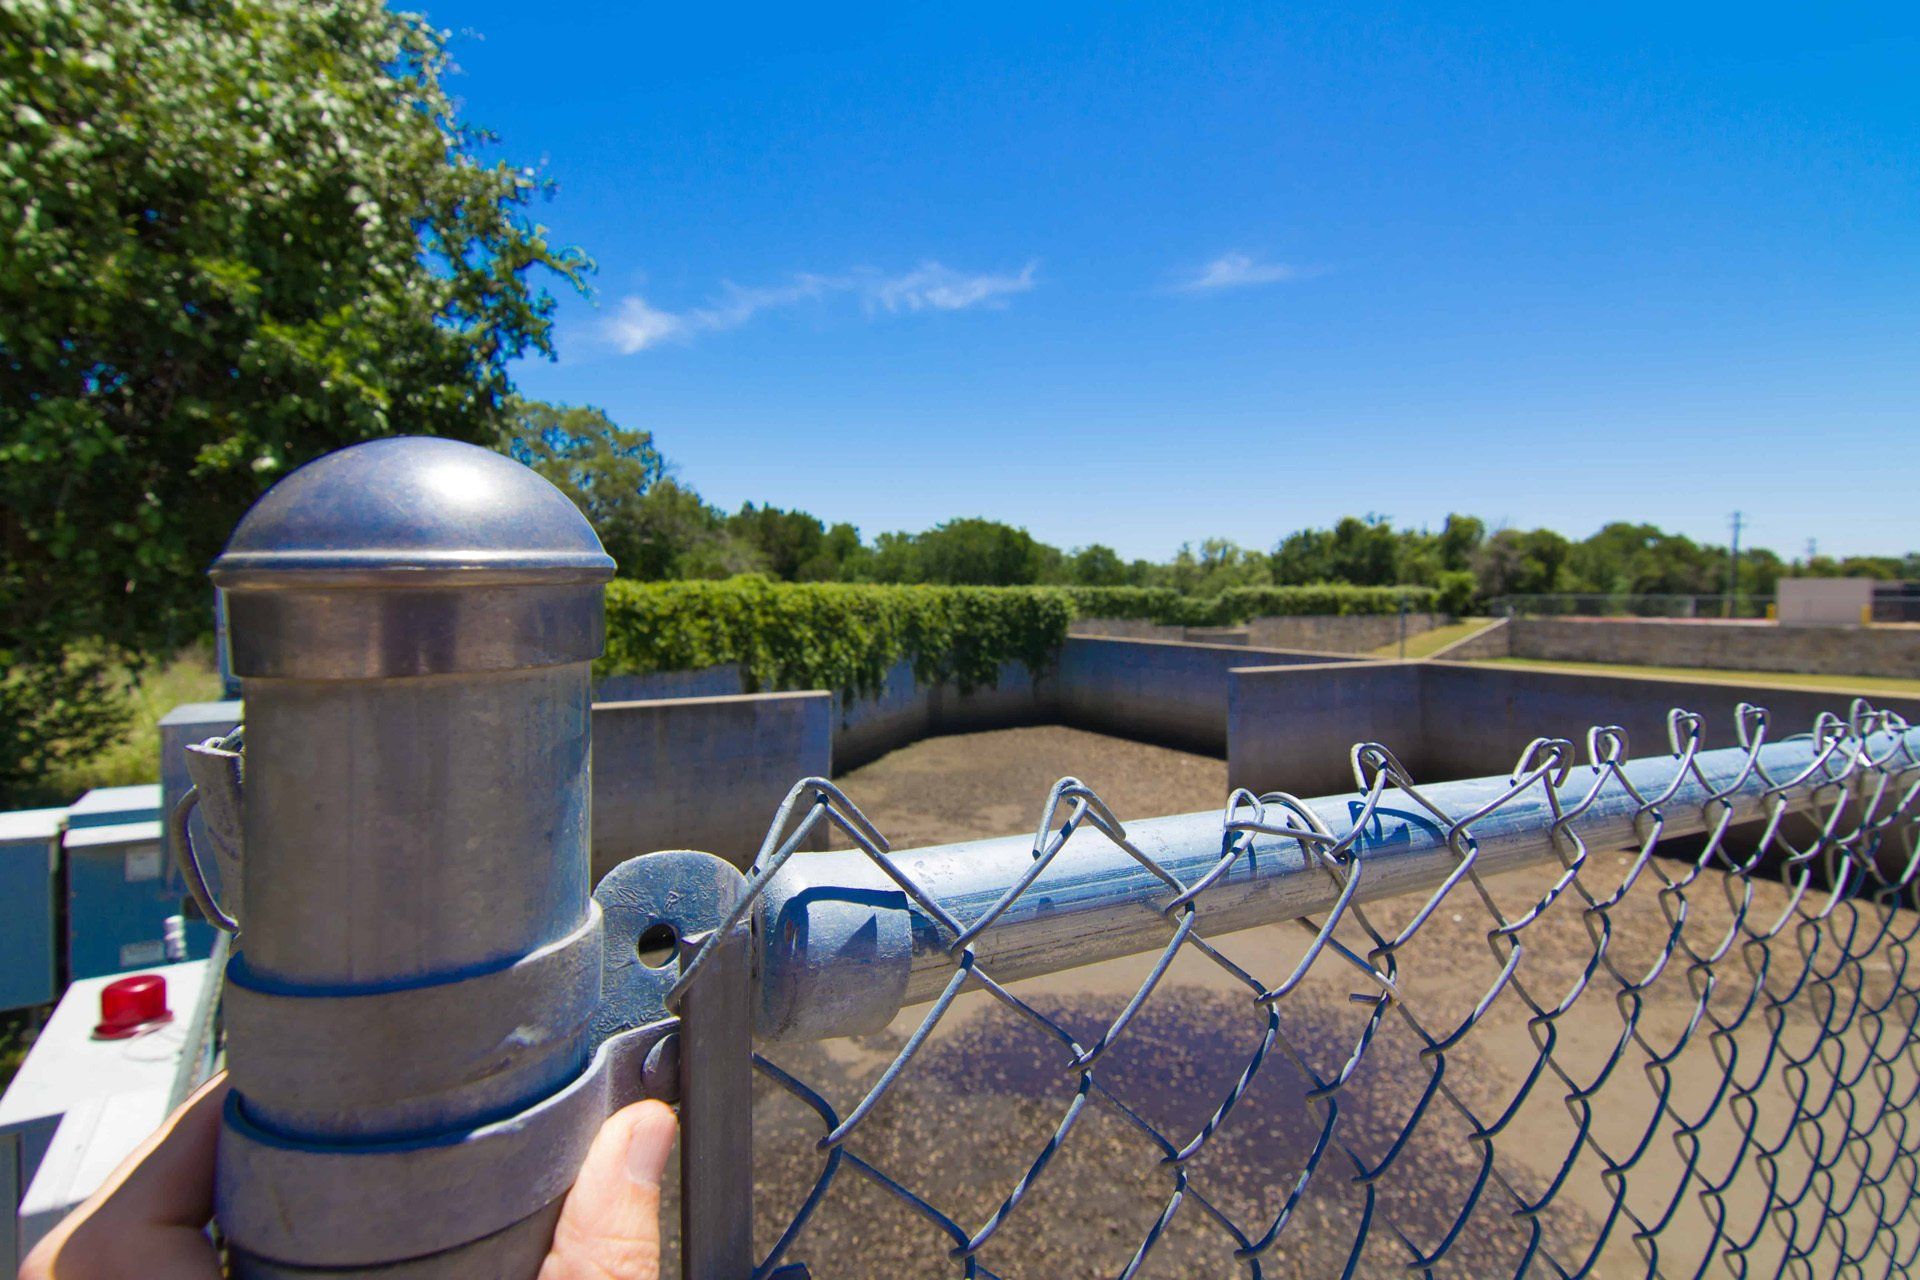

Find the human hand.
xmin=20 ymin=1072 xmax=678 ymax=1280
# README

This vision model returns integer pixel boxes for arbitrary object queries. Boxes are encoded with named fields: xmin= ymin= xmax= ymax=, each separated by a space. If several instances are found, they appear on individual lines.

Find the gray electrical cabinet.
xmin=62 ymin=785 xmax=160 ymax=833
xmin=0 ymin=808 xmax=64 ymax=1014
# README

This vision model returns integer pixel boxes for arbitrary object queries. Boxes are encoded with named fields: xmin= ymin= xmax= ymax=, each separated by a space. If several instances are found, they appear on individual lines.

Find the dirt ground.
xmin=820 ymin=724 xmax=1230 ymax=852
xmin=665 ymin=726 xmax=1918 ymax=1280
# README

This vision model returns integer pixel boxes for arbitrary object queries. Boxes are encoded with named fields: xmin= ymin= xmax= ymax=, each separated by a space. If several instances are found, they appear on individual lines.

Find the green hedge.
xmin=1063 ymin=584 xmax=1437 ymax=626
xmin=601 ymin=577 xmax=1073 ymax=698
xmin=1057 ymin=587 xmax=1189 ymax=624
xmin=601 ymin=577 xmax=1441 ymax=697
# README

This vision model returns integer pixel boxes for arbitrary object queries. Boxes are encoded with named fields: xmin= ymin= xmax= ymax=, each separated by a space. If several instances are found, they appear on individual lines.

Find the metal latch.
xmin=174 ymin=726 xmax=245 ymax=933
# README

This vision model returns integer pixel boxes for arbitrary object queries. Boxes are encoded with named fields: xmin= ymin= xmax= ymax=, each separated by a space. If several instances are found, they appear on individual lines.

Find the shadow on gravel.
xmin=741 ymin=986 xmax=1599 ymax=1279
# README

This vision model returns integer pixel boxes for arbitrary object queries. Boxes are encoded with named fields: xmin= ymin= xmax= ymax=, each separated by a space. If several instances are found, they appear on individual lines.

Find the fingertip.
xmin=543 ymin=1100 xmax=678 ymax=1278
xmin=620 ymin=1100 xmax=678 ymax=1188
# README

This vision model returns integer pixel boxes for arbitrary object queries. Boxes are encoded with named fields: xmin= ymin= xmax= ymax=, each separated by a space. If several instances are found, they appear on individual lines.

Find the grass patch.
xmin=41 ymin=646 xmax=225 ymax=802
xmin=1369 ymin=617 xmax=1499 ymax=659
xmin=1480 ymin=657 xmax=1920 ymax=699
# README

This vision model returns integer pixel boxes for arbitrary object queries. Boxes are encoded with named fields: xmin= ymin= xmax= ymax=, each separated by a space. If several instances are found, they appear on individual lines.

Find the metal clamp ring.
xmin=224 ymin=905 xmax=605 ymax=1113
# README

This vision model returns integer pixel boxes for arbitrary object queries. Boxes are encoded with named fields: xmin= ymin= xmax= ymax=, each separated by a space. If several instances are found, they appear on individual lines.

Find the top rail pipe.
xmin=754 ymin=729 xmax=1919 ymax=1041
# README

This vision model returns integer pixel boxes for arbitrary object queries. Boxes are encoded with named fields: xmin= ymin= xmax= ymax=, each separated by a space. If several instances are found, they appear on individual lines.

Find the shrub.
xmin=601 ymin=577 xmax=1073 ymax=698
xmin=1058 ymin=587 xmax=1192 ymax=625
xmin=1211 ymin=585 xmax=1438 ymax=622
xmin=599 ymin=578 xmax=1442 ymax=701
xmin=1433 ymin=571 xmax=1477 ymax=618
xmin=1062 ymin=584 xmax=1435 ymax=626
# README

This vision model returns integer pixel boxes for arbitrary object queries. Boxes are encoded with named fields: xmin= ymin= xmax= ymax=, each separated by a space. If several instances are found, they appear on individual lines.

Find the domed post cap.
xmin=212 ymin=436 xmax=614 ymax=590
xmin=211 ymin=437 xmax=617 ymax=678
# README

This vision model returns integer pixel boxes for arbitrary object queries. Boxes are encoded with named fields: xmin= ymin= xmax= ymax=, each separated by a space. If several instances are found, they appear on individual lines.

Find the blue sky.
xmin=421 ymin=1 xmax=1920 ymax=561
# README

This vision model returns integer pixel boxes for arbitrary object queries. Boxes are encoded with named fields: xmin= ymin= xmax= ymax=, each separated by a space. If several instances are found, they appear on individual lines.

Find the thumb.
xmin=540 ymin=1099 xmax=678 ymax=1280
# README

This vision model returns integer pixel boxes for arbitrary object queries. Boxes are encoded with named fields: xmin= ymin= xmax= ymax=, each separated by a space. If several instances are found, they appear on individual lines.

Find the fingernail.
xmin=625 ymin=1106 xmax=675 ymax=1188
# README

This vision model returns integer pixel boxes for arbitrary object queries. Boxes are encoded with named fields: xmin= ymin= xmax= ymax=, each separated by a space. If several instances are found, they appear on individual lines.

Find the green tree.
xmin=625 ymin=481 xmax=761 ymax=581
xmin=495 ymin=400 xmax=665 ymax=575
xmin=1065 ymin=544 xmax=1129 ymax=587
xmin=1436 ymin=514 xmax=1486 ymax=572
xmin=727 ymin=505 xmax=862 ymax=581
xmin=1153 ymin=538 xmax=1272 ymax=596
xmin=1 ymin=0 xmax=587 ymax=799
xmin=1564 ymin=524 xmax=1720 ymax=595
xmin=1272 ymin=516 xmax=1400 ymax=586
xmin=861 ymin=518 xmax=1053 ymax=586
xmin=1472 ymin=528 xmax=1571 ymax=599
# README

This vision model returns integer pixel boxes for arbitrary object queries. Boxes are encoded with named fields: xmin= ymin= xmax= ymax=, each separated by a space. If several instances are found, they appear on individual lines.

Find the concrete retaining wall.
xmin=1505 ymin=617 xmax=1920 ymax=680
xmin=1245 ymin=613 xmax=1445 ymax=655
xmin=1227 ymin=661 xmax=1430 ymax=797
xmin=1069 ymin=618 xmax=1185 ymax=642
xmin=1056 ymin=637 xmax=1367 ymax=755
xmin=595 ymin=664 xmax=745 ymax=703
xmin=1068 ymin=620 xmax=1256 ymax=646
xmin=1183 ymin=627 xmax=1250 ymax=646
xmin=1419 ymin=663 xmax=1920 ymax=779
xmin=1427 ymin=617 xmax=1511 ymax=661
xmin=1071 ymin=614 xmax=1446 ymax=656
xmin=579 ymin=635 xmax=1389 ymax=876
xmin=590 ymin=692 xmax=832 ymax=878
xmin=837 ymin=638 xmax=1369 ymax=763
xmin=586 ymin=636 xmax=1355 ymax=878
xmin=594 ymin=636 xmax=1372 ymax=774
xmin=1228 ymin=660 xmax=1920 ymax=797
xmin=831 ymin=659 xmax=1057 ymax=771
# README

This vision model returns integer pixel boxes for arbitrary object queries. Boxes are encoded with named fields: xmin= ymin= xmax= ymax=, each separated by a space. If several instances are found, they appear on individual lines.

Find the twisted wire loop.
xmin=676 ymin=700 xmax=1920 ymax=1278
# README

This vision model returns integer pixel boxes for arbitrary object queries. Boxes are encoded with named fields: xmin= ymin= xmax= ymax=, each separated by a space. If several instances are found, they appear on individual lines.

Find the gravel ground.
xmin=822 ymin=724 xmax=1229 ymax=852
xmin=659 ymin=726 xmax=1914 ymax=1279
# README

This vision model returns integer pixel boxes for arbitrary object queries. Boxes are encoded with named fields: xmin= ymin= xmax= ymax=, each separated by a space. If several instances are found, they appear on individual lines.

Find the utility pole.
xmin=1726 ymin=511 xmax=1744 ymax=618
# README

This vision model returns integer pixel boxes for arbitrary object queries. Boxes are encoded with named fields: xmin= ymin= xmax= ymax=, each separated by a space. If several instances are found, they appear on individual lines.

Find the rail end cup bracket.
xmin=592 ymin=847 xmax=752 ymax=1061
xmin=211 ymin=437 xmax=643 ymax=1278
xmin=755 ymin=852 xmax=913 ymax=1042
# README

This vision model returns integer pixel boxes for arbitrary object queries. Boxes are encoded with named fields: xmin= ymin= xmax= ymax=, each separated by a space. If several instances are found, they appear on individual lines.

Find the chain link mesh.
xmin=677 ymin=699 xmax=1920 ymax=1278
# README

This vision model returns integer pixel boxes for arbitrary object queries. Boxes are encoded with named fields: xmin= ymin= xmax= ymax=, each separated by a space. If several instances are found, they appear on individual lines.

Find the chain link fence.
xmin=661 ymin=699 xmax=1920 ymax=1279
xmin=190 ymin=433 xmax=1920 ymax=1279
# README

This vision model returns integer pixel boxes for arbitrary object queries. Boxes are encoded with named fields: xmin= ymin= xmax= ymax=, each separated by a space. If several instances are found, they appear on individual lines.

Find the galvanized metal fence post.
xmin=207 ymin=437 xmax=617 ymax=1277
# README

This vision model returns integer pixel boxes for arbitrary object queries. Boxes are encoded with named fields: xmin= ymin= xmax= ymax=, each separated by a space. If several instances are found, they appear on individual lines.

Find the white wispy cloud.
xmin=687 ymin=276 xmax=836 ymax=331
xmin=862 ymin=260 xmax=1038 ymax=313
xmin=1175 ymin=252 xmax=1309 ymax=293
xmin=600 ymin=260 xmax=1039 ymax=353
xmin=604 ymin=296 xmax=687 ymax=354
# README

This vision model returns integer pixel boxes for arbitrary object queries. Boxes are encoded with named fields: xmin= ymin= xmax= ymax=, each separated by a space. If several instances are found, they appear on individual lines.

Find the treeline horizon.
xmin=504 ymin=401 xmax=1916 ymax=604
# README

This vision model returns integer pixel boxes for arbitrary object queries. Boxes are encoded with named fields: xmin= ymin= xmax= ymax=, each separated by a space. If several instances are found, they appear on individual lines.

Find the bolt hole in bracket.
xmin=594 ymin=848 xmax=760 ymax=1280
xmin=591 ymin=849 xmax=750 ymax=1109
xmin=635 ymin=921 xmax=681 ymax=970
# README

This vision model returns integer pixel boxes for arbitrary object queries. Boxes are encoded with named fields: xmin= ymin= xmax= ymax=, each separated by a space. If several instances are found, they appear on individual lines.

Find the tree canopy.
xmin=515 ymin=425 xmax=1912 ymax=613
xmin=0 ymin=0 xmax=587 ymax=798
